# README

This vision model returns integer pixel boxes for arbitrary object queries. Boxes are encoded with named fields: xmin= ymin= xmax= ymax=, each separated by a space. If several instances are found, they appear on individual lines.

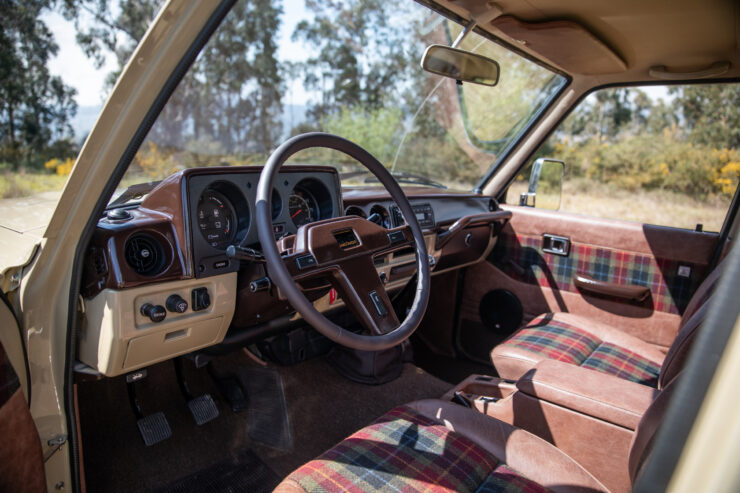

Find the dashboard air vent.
xmin=124 ymin=233 xmax=165 ymax=276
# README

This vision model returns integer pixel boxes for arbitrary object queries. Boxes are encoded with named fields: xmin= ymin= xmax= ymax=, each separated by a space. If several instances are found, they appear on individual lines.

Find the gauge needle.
xmin=291 ymin=209 xmax=302 ymax=219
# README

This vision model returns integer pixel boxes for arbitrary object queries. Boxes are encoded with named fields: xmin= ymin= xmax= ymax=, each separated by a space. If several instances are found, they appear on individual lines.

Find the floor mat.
xmin=239 ymin=367 xmax=292 ymax=450
xmin=151 ymin=449 xmax=279 ymax=493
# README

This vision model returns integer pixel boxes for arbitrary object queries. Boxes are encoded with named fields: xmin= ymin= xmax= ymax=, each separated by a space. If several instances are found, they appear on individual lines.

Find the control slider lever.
xmin=226 ymin=245 xmax=265 ymax=263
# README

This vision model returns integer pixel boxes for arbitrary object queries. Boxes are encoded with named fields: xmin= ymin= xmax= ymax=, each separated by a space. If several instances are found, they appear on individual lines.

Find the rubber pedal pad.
xmin=137 ymin=411 xmax=172 ymax=447
xmin=187 ymin=394 xmax=219 ymax=426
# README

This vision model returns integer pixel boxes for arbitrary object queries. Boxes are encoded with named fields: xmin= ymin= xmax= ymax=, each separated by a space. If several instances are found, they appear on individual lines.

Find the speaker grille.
xmin=124 ymin=233 xmax=165 ymax=276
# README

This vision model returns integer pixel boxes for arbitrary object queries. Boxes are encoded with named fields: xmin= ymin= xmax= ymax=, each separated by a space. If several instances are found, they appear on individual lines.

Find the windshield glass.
xmin=110 ymin=0 xmax=565 ymax=206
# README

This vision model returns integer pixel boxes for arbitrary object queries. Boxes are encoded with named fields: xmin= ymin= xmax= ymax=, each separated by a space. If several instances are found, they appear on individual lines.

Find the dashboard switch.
xmin=295 ymin=254 xmax=317 ymax=270
xmin=191 ymin=287 xmax=211 ymax=311
xmin=166 ymin=294 xmax=188 ymax=313
xmin=140 ymin=303 xmax=166 ymax=323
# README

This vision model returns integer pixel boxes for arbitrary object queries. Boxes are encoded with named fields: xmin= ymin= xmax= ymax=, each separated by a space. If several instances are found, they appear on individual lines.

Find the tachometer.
xmin=197 ymin=190 xmax=236 ymax=249
xmin=289 ymin=188 xmax=319 ymax=227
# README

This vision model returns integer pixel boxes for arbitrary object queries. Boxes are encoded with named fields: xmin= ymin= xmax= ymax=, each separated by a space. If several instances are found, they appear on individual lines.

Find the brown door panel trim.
xmin=461 ymin=262 xmax=679 ymax=348
xmin=502 ymin=205 xmax=718 ymax=265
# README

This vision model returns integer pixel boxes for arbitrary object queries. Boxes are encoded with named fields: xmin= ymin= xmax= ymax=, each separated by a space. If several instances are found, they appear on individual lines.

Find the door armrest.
xmin=574 ymin=273 xmax=650 ymax=301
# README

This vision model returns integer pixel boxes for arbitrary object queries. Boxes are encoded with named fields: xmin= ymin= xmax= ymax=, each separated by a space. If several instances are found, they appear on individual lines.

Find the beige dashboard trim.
xmin=78 ymin=272 xmax=236 ymax=376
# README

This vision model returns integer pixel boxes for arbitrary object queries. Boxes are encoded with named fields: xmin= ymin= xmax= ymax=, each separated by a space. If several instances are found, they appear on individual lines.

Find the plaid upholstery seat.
xmin=499 ymin=315 xmax=662 ymax=387
xmin=286 ymin=405 xmax=549 ymax=493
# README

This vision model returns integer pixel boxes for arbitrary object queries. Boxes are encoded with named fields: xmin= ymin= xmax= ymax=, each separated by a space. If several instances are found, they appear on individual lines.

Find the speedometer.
xmin=197 ymin=190 xmax=236 ymax=249
xmin=289 ymin=188 xmax=320 ymax=227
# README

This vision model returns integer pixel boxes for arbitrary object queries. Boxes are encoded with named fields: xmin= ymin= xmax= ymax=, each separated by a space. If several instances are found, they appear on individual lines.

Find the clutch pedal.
xmin=126 ymin=369 xmax=172 ymax=447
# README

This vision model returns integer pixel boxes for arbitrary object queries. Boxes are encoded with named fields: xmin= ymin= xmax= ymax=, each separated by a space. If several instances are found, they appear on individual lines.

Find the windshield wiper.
xmin=107 ymin=180 xmax=161 ymax=209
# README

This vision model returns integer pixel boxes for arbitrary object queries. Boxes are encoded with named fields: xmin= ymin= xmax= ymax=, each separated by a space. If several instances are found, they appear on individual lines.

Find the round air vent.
xmin=124 ymin=233 xmax=166 ymax=276
xmin=344 ymin=205 xmax=366 ymax=218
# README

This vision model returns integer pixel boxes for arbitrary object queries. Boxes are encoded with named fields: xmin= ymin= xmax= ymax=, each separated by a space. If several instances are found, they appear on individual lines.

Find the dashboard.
xmin=187 ymin=168 xmax=341 ymax=278
xmin=78 ymin=165 xmax=511 ymax=376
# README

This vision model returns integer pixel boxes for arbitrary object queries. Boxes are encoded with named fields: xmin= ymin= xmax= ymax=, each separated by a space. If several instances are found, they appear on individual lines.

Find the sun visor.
xmin=490 ymin=15 xmax=626 ymax=75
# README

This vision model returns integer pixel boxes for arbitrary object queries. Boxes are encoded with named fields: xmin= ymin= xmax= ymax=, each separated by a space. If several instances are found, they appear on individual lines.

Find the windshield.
xmin=110 ymin=1 xmax=565 ymax=206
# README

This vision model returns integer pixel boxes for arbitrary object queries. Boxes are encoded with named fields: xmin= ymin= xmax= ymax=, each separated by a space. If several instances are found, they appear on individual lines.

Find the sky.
xmin=43 ymin=2 xmax=312 ymax=110
xmin=43 ymin=2 xmax=670 ymax=136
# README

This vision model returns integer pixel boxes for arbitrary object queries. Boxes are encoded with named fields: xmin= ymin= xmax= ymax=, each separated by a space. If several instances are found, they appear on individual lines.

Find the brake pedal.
xmin=187 ymin=394 xmax=219 ymax=425
xmin=126 ymin=370 xmax=172 ymax=447
xmin=136 ymin=412 xmax=172 ymax=447
xmin=174 ymin=358 xmax=220 ymax=425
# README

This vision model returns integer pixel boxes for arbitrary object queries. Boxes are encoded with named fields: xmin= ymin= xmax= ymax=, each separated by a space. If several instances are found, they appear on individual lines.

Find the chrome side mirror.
xmin=519 ymin=158 xmax=564 ymax=210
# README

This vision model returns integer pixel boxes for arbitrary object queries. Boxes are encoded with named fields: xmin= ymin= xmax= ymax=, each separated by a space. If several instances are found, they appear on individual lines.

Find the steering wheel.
xmin=255 ymin=133 xmax=431 ymax=351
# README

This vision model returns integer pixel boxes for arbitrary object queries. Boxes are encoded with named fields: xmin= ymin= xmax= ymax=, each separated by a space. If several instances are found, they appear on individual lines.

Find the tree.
xmin=65 ymin=0 xmax=284 ymax=154
xmin=671 ymin=84 xmax=740 ymax=149
xmin=0 ymin=0 xmax=78 ymax=169
xmin=291 ymin=0 xmax=419 ymax=123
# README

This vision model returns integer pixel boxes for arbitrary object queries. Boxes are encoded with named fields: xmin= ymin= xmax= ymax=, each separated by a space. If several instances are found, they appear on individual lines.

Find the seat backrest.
xmin=628 ymin=375 xmax=679 ymax=484
xmin=658 ymin=258 xmax=724 ymax=389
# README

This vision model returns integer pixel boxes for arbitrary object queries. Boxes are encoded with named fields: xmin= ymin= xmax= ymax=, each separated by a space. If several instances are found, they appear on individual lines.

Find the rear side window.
xmin=510 ymin=83 xmax=740 ymax=232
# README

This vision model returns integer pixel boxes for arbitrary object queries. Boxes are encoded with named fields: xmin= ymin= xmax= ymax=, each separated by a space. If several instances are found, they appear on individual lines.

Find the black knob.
xmin=140 ymin=303 xmax=166 ymax=323
xmin=166 ymin=294 xmax=188 ymax=313
xmin=191 ymin=287 xmax=211 ymax=311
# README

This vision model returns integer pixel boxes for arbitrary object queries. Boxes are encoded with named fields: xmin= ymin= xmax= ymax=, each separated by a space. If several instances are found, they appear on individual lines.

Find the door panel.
xmin=0 ymin=298 xmax=46 ymax=493
xmin=457 ymin=205 xmax=718 ymax=354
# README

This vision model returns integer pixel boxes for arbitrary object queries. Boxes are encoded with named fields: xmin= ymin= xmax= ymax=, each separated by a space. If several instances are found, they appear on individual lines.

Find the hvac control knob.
xmin=166 ymin=294 xmax=188 ymax=313
xmin=140 ymin=303 xmax=166 ymax=323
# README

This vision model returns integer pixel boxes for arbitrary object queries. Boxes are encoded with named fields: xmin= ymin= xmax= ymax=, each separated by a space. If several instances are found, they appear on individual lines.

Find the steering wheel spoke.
xmin=330 ymin=257 xmax=399 ymax=335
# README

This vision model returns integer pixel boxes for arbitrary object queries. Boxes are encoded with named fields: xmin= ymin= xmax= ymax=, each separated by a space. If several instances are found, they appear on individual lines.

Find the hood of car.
xmin=0 ymin=192 xmax=59 ymax=279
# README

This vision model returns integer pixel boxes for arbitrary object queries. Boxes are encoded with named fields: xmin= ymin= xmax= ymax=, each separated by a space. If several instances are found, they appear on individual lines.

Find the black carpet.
xmin=152 ymin=450 xmax=279 ymax=493
xmin=77 ymin=352 xmax=451 ymax=491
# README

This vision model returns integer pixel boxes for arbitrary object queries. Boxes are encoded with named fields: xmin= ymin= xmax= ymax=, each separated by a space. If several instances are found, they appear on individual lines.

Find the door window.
xmin=509 ymin=83 xmax=740 ymax=231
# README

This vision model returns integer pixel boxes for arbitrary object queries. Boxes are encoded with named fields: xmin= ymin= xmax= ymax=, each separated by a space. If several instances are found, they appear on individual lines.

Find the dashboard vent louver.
xmin=124 ymin=233 xmax=165 ymax=276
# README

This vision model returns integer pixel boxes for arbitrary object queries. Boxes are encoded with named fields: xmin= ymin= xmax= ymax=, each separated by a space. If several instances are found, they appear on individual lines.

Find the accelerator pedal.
xmin=126 ymin=369 xmax=172 ymax=447
xmin=174 ymin=358 xmax=220 ymax=425
xmin=207 ymin=363 xmax=249 ymax=413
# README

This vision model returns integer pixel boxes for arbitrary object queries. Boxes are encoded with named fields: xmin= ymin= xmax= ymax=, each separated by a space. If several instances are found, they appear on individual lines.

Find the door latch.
xmin=542 ymin=234 xmax=570 ymax=256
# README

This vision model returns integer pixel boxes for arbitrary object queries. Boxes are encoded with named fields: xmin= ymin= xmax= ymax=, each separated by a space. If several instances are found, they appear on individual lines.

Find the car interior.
xmin=2 ymin=0 xmax=740 ymax=492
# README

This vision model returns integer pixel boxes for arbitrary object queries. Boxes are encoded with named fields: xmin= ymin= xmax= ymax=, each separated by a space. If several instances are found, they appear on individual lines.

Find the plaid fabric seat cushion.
xmin=581 ymin=343 xmax=661 ymax=386
xmin=289 ymin=405 xmax=548 ymax=492
xmin=502 ymin=315 xmax=600 ymax=365
xmin=501 ymin=314 xmax=662 ymax=387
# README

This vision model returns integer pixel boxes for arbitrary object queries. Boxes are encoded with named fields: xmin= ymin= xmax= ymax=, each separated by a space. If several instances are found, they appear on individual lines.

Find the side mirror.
xmin=519 ymin=158 xmax=564 ymax=210
xmin=421 ymin=44 xmax=500 ymax=86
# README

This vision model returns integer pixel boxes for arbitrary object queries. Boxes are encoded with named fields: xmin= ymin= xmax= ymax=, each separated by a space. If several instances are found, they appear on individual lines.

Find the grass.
xmin=508 ymin=178 xmax=730 ymax=232
xmin=0 ymin=171 xmax=69 ymax=199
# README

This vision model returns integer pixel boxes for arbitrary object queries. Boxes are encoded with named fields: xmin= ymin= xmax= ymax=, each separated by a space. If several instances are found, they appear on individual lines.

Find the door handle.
xmin=574 ymin=274 xmax=650 ymax=302
xmin=542 ymin=234 xmax=570 ymax=256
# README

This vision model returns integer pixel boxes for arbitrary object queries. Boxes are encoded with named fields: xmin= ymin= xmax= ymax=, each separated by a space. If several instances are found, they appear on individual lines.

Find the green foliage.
xmin=531 ymin=85 xmax=740 ymax=202
xmin=291 ymin=0 xmax=421 ymax=123
xmin=0 ymin=0 xmax=78 ymax=170
xmin=323 ymin=107 xmax=403 ymax=166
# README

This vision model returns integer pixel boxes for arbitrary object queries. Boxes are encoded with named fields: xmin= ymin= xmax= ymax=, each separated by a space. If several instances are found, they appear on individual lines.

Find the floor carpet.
xmin=77 ymin=351 xmax=451 ymax=492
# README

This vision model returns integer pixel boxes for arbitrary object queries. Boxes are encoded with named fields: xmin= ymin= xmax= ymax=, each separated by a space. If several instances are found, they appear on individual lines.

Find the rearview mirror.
xmin=519 ymin=158 xmax=564 ymax=210
xmin=421 ymin=45 xmax=500 ymax=86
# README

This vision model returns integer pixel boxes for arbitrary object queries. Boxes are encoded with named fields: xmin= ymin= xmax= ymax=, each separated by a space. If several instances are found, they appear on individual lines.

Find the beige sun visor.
xmin=430 ymin=0 xmax=740 ymax=82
